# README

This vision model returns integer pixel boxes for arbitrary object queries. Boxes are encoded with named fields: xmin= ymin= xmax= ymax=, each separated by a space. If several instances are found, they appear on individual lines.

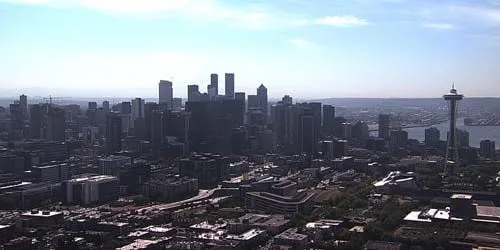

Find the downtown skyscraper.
xmin=225 ymin=73 xmax=235 ymax=99
xmin=159 ymin=80 xmax=173 ymax=109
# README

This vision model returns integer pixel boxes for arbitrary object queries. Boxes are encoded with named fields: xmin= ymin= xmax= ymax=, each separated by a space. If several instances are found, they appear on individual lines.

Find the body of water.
xmin=369 ymin=118 xmax=500 ymax=147
xmin=404 ymin=118 xmax=500 ymax=148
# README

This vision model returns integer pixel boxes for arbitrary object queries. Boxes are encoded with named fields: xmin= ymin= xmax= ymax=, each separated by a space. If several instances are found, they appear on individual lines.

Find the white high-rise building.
xmin=159 ymin=80 xmax=173 ymax=108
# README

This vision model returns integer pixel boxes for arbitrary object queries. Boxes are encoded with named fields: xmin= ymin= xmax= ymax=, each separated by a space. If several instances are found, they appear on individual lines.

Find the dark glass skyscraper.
xmin=257 ymin=84 xmax=268 ymax=121
xmin=208 ymin=73 xmax=218 ymax=99
xmin=29 ymin=104 xmax=45 ymax=139
xmin=150 ymin=110 xmax=166 ymax=153
xmin=46 ymin=107 xmax=66 ymax=142
xmin=225 ymin=73 xmax=235 ymax=99
xmin=322 ymin=105 xmax=335 ymax=136
xmin=106 ymin=112 xmax=122 ymax=155
xmin=20 ymin=94 xmax=28 ymax=119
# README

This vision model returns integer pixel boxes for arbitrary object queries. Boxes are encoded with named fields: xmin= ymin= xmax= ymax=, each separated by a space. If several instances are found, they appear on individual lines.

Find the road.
xmin=136 ymin=187 xmax=219 ymax=213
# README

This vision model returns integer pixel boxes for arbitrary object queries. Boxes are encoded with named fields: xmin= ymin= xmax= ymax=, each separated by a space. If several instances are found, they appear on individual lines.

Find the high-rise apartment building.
xmin=102 ymin=101 xmax=110 ymax=112
xmin=166 ymin=110 xmax=190 ymax=151
xmin=378 ymin=114 xmax=391 ymax=140
xmin=9 ymin=103 xmax=24 ymax=137
xmin=480 ymin=140 xmax=496 ymax=159
xmin=98 ymin=155 xmax=132 ymax=176
xmin=341 ymin=122 xmax=352 ymax=140
xmin=88 ymin=102 xmax=98 ymax=110
xmin=282 ymin=95 xmax=293 ymax=105
xmin=456 ymin=129 xmax=470 ymax=148
xmin=390 ymin=129 xmax=408 ymax=149
xmin=32 ymin=163 xmax=70 ymax=184
xmin=291 ymin=103 xmax=319 ymax=154
xmin=120 ymin=102 xmax=132 ymax=114
xmin=188 ymin=85 xmax=201 ymax=102
xmin=425 ymin=127 xmax=440 ymax=147
xmin=63 ymin=175 xmax=118 ymax=205
xmin=131 ymin=98 xmax=145 ymax=120
xmin=46 ymin=107 xmax=66 ymax=141
xmin=351 ymin=121 xmax=369 ymax=141
xmin=179 ymin=153 xmax=230 ymax=188
xmin=225 ymin=73 xmax=235 ymax=99
xmin=159 ymin=80 xmax=173 ymax=109
xmin=272 ymin=100 xmax=294 ymax=152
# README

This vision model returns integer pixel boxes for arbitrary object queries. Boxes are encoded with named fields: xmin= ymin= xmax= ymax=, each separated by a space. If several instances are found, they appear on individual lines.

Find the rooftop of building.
xmin=305 ymin=219 xmax=344 ymax=229
xmin=190 ymin=221 xmax=227 ymax=231
xmin=404 ymin=207 xmax=466 ymax=223
xmin=451 ymin=194 xmax=473 ymax=200
xmin=22 ymin=210 xmax=62 ymax=218
xmin=66 ymin=175 xmax=118 ymax=183
xmin=226 ymin=228 xmax=266 ymax=241
xmin=117 ymin=239 xmax=159 ymax=250
xmin=143 ymin=226 xmax=174 ymax=234
xmin=231 ymin=213 xmax=290 ymax=226
xmin=475 ymin=205 xmax=500 ymax=218
xmin=274 ymin=228 xmax=308 ymax=241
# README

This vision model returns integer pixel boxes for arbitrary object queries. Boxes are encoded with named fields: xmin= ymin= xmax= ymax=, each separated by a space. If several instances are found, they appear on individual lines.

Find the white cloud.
xmin=421 ymin=22 xmax=455 ymax=30
xmin=289 ymin=38 xmax=319 ymax=50
xmin=75 ymin=0 xmax=190 ymax=14
xmin=0 ymin=0 xmax=275 ymax=29
xmin=1 ymin=0 xmax=373 ymax=29
xmin=314 ymin=15 xmax=369 ymax=27
xmin=449 ymin=5 xmax=500 ymax=26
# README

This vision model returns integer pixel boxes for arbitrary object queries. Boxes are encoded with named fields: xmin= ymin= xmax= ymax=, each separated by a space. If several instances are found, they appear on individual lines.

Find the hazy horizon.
xmin=1 ymin=0 xmax=500 ymax=98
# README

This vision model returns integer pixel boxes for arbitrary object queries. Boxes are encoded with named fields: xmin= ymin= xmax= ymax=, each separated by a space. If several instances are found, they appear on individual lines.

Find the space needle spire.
xmin=443 ymin=83 xmax=464 ymax=175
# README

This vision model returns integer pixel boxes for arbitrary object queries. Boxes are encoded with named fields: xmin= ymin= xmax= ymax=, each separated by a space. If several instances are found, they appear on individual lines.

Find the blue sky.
xmin=0 ymin=0 xmax=499 ymax=98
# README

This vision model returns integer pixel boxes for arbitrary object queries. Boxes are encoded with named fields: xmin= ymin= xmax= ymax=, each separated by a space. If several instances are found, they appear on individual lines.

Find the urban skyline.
xmin=1 ymin=74 xmax=500 ymax=249
xmin=1 ymin=1 xmax=500 ymax=249
xmin=1 ymin=0 xmax=500 ymax=98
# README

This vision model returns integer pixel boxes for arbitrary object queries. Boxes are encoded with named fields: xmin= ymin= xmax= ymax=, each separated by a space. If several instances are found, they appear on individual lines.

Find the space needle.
xmin=443 ymin=83 xmax=464 ymax=175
